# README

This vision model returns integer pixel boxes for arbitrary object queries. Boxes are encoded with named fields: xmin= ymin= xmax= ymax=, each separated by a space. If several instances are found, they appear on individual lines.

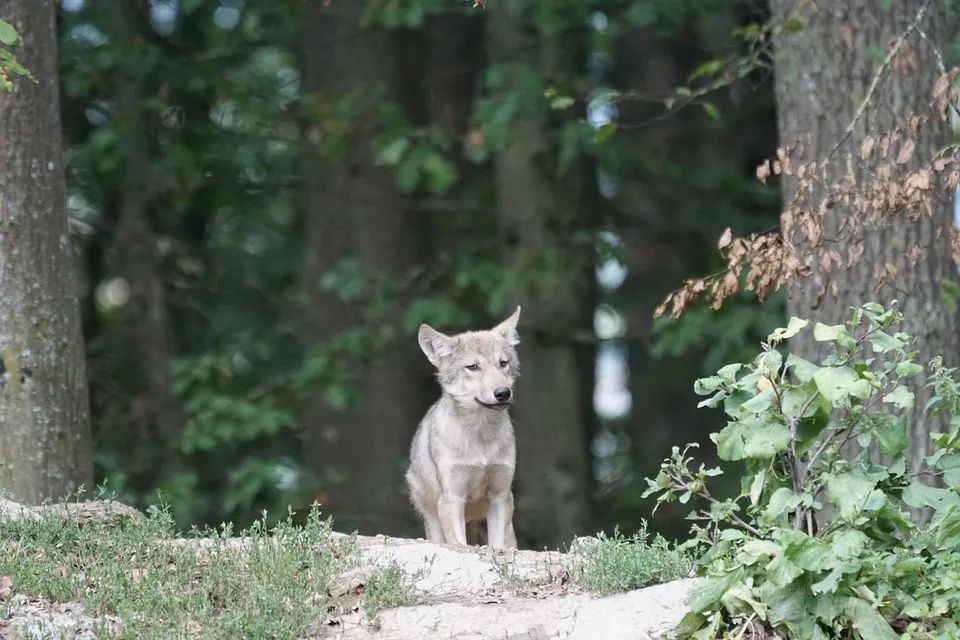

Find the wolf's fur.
xmin=405 ymin=307 xmax=521 ymax=549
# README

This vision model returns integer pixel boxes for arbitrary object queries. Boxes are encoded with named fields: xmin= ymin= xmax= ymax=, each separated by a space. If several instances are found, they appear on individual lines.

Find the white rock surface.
xmin=1 ymin=499 xmax=697 ymax=640
xmin=323 ymin=533 xmax=697 ymax=640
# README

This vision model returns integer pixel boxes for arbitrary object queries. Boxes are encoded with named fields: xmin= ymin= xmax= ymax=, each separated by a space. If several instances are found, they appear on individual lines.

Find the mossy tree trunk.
xmin=0 ymin=0 xmax=94 ymax=502
xmin=770 ymin=0 xmax=960 ymax=473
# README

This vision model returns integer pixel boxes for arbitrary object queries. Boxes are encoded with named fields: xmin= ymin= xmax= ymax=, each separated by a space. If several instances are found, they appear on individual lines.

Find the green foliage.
xmin=55 ymin=0 xmax=783 ymax=541
xmin=0 ymin=18 xmax=32 ymax=92
xmin=0 ymin=500 xmax=356 ymax=639
xmin=644 ymin=303 xmax=960 ymax=639
xmin=571 ymin=523 xmax=692 ymax=594
xmin=362 ymin=562 xmax=418 ymax=629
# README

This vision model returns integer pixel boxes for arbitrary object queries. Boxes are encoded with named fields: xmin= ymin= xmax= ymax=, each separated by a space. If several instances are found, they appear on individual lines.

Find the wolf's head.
xmin=418 ymin=307 xmax=521 ymax=411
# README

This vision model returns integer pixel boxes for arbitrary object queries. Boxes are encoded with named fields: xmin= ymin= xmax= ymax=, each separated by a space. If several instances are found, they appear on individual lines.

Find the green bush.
xmin=644 ymin=303 xmax=960 ymax=639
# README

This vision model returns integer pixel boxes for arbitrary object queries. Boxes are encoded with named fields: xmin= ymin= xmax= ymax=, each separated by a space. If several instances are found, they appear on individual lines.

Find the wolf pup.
xmin=406 ymin=307 xmax=521 ymax=549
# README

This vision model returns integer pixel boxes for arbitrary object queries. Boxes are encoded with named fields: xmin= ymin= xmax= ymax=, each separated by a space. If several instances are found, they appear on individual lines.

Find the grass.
xmin=570 ymin=523 xmax=693 ymax=595
xmin=0 ymin=500 xmax=385 ymax=639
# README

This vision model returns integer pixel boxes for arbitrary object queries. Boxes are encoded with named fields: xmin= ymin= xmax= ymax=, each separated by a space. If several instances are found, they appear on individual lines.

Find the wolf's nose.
xmin=494 ymin=387 xmax=512 ymax=402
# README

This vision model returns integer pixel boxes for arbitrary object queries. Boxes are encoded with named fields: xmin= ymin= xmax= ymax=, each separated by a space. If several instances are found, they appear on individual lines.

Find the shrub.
xmin=644 ymin=303 xmax=960 ymax=639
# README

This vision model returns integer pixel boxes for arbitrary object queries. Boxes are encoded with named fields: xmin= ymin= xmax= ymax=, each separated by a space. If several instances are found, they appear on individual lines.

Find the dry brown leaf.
xmin=839 ymin=24 xmax=853 ymax=50
xmin=756 ymin=161 xmax=771 ymax=184
xmin=718 ymin=227 xmax=732 ymax=250
xmin=860 ymin=136 xmax=875 ymax=160
xmin=896 ymin=139 xmax=915 ymax=164
xmin=0 ymin=575 xmax=12 ymax=599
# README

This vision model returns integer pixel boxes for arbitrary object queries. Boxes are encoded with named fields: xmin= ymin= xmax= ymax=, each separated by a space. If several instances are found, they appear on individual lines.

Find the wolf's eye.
xmin=499 ymin=359 xmax=509 ymax=368
xmin=465 ymin=364 xmax=480 ymax=371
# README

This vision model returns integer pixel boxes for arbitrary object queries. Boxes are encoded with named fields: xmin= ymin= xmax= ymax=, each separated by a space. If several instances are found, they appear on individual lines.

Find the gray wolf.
xmin=405 ymin=307 xmax=521 ymax=549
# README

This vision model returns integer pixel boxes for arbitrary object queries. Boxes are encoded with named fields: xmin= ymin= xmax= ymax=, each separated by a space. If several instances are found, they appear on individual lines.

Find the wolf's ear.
xmin=493 ymin=306 xmax=521 ymax=346
xmin=418 ymin=324 xmax=455 ymax=366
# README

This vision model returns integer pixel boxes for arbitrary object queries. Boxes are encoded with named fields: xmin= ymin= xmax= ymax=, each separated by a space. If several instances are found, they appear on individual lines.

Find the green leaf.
xmin=549 ymin=95 xmax=574 ymax=110
xmin=741 ymin=388 xmax=774 ymax=413
xmin=714 ymin=423 xmax=748 ymax=461
xmin=867 ymin=330 xmax=904 ymax=353
xmin=694 ymin=375 xmax=723 ymax=395
xmin=374 ymin=137 xmax=410 ymax=166
xmin=872 ymin=416 xmax=907 ymax=456
xmin=826 ymin=471 xmax=884 ymax=520
xmin=810 ymin=567 xmax=844 ymax=595
xmin=688 ymin=568 xmax=745 ymax=613
xmin=768 ymin=317 xmax=809 ymax=343
xmin=813 ymin=322 xmax=847 ymax=342
xmin=867 ymin=46 xmax=887 ymax=63
xmin=736 ymin=539 xmax=781 ymax=566
xmin=674 ymin=611 xmax=708 ymax=637
xmin=688 ymin=59 xmax=724 ymax=82
xmin=743 ymin=422 xmax=791 ymax=459
xmin=786 ymin=354 xmax=818 ymax=382
xmin=766 ymin=555 xmax=804 ymax=587
xmin=882 ymin=385 xmax=914 ymax=410
xmin=422 ymin=152 xmax=457 ymax=195
xmin=903 ymin=481 xmax=960 ymax=511
xmin=0 ymin=19 xmax=19 ymax=46
xmin=844 ymin=598 xmax=899 ymax=640
xmin=829 ymin=529 xmax=870 ymax=559
xmin=814 ymin=366 xmax=870 ymax=403
xmin=760 ymin=488 xmax=801 ymax=526
xmin=786 ymin=18 xmax=804 ymax=32
xmin=717 ymin=363 xmax=742 ymax=381
xmin=701 ymin=101 xmax=720 ymax=120
xmin=894 ymin=361 xmax=923 ymax=377
xmin=593 ymin=122 xmax=617 ymax=143
xmin=759 ymin=578 xmax=817 ymax=636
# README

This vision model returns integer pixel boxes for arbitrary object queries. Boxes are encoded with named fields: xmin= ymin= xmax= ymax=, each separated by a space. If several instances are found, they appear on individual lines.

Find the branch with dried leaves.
xmin=655 ymin=66 xmax=960 ymax=320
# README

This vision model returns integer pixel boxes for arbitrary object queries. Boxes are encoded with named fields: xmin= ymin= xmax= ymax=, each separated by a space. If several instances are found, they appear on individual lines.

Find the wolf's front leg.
xmin=437 ymin=495 xmax=467 ymax=545
xmin=485 ymin=491 xmax=515 ymax=549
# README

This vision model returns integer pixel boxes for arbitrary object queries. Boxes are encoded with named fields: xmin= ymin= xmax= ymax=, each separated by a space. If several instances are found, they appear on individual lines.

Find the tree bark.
xmin=301 ymin=4 xmax=429 ymax=535
xmin=487 ymin=7 xmax=593 ymax=548
xmin=770 ymin=0 xmax=960 ymax=473
xmin=0 ymin=0 xmax=94 ymax=502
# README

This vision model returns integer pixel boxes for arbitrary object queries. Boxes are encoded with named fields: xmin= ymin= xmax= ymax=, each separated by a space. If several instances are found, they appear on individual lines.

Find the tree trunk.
xmin=770 ymin=0 xmax=960 ymax=473
xmin=487 ymin=7 xmax=593 ymax=548
xmin=111 ymin=0 xmax=182 ymax=457
xmin=0 ymin=0 xmax=94 ymax=502
xmin=301 ymin=4 xmax=429 ymax=536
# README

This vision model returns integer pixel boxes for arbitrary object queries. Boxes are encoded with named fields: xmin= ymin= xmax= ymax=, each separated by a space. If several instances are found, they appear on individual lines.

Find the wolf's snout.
xmin=494 ymin=387 xmax=512 ymax=402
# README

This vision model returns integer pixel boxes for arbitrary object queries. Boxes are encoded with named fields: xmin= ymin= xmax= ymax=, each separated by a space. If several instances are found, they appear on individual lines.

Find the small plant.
xmin=362 ymin=561 xmax=417 ymax=629
xmin=644 ymin=302 xmax=960 ymax=639
xmin=571 ymin=523 xmax=692 ymax=594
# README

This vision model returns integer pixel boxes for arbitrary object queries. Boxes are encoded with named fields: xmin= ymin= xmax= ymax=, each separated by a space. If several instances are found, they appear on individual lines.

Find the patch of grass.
xmin=361 ymin=561 xmax=417 ymax=629
xmin=571 ymin=523 xmax=692 ymax=595
xmin=0 ymin=500 xmax=356 ymax=639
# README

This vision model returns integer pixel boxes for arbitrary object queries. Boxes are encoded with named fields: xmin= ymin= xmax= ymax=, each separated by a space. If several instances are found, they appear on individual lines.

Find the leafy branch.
xmin=0 ymin=18 xmax=32 ymax=92
xmin=645 ymin=302 xmax=960 ymax=639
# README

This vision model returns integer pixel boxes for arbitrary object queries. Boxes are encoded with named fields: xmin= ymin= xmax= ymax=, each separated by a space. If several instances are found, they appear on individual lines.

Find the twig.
xmin=916 ymin=26 xmax=946 ymax=75
xmin=821 ymin=0 xmax=935 ymax=165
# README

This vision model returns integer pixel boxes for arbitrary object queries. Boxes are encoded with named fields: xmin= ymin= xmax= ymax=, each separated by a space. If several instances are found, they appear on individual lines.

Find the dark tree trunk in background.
xmin=770 ymin=0 xmax=960 ymax=473
xmin=487 ymin=7 xmax=593 ymax=548
xmin=301 ymin=4 xmax=429 ymax=535
xmin=111 ymin=1 xmax=182 ymax=462
xmin=0 ymin=0 xmax=93 ymax=502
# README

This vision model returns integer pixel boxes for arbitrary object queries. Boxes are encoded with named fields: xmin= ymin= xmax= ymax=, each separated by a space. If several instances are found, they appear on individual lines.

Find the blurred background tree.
xmin=13 ymin=0 xmax=951 ymax=549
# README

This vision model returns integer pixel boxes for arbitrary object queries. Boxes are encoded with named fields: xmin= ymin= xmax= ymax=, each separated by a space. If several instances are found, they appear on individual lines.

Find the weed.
xmin=570 ymin=524 xmax=692 ymax=595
